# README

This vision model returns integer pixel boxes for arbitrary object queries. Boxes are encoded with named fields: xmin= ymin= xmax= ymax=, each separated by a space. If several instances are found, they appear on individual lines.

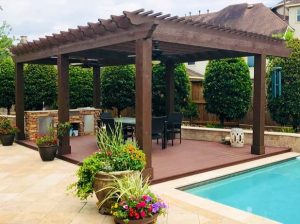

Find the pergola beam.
xmin=57 ymin=54 xmax=71 ymax=155
xmin=15 ymin=63 xmax=25 ymax=140
xmin=135 ymin=38 xmax=153 ymax=177
xmin=251 ymin=54 xmax=266 ymax=155
xmin=93 ymin=66 xmax=101 ymax=108
xmin=13 ymin=23 xmax=157 ymax=63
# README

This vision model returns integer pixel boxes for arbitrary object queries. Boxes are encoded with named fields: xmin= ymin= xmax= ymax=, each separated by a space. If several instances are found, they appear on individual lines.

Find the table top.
xmin=114 ymin=117 xmax=136 ymax=125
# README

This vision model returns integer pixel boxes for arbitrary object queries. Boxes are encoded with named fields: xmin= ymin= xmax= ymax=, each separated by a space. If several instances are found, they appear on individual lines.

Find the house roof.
xmin=190 ymin=3 xmax=289 ymax=36
xmin=274 ymin=0 xmax=300 ymax=8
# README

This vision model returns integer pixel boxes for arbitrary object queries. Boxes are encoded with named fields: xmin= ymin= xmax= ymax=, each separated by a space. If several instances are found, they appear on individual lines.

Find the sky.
xmin=0 ymin=0 xmax=279 ymax=41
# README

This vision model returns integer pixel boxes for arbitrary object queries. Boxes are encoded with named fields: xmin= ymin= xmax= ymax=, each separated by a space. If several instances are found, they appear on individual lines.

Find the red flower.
xmin=140 ymin=210 xmax=146 ymax=218
xmin=142 ymin=195 xmax=148 ymax=201
xmin=137 ymin=201 xmax=146 ymax=209
xmin=135 ymin=213 xmax=140 ymax=220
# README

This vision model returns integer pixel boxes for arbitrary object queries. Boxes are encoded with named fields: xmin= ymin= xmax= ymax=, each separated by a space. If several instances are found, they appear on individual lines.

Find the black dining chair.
xmin=98 ymin=112 xmax=113 ymax=127
xmin=152 ymin=116 xmax=167 ymax=149
xmin=100 ymin=118 xmax=116 ymax=135
xmin=166 ymin=112 xmax=183 ymax=146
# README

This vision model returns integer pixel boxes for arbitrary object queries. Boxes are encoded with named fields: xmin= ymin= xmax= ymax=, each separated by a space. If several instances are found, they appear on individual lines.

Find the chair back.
xmin=101 ymin=118 xmax=116 ymax=135
xmin=167 ymin=112 xmax=183 ymax=128
xmin=152 ymin=116 xmax=167 ymax=134
xmin=100 ymin=112 xmax=113 ymax=119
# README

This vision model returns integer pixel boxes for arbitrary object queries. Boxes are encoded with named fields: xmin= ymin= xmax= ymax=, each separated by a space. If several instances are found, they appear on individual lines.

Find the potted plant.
xmin=100 ymin=173 xmax=167 ymax=224
xmin=35 ymin=126 xmax=58 ymax=161
xmin=0 ymin=117 xmax=18 ymax=146
xmin=68 ymin=124 xmax=146 ymax=214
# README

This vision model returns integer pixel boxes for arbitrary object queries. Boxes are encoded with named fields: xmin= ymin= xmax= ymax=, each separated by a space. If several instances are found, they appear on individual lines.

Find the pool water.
xmin=184 ymin=159 xmax=300 ymax=224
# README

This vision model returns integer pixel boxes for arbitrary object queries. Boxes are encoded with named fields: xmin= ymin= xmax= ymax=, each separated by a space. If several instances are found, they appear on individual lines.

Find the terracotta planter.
xmin=114 ymin=214 xmax=158 ymax=224
xmin=37 ymin=145 xmax=58 ymax=161
xmin=0 ymin=134 xmax=15 ymax=146
xmin=93 ymin=170 xmax=138 ymax=214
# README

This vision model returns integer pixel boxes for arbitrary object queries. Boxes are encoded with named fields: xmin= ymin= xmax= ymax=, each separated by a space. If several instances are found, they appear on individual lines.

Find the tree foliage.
xmin=24 ymin=64 xmax=57 ymax=110
xmin=0 ymin=21 xmax=13 ymax=60
xmin=101 ymin=65 xmax=135 ymax=116
xmin=69 ymin=66 xmax=93 ymax=109
xmin=0 ymin=57 xmax=14 ymax=113
xmin=152 ymin=63 xmax=190 ymax=116
xmin=267 ymin=39 xmax=300 ymax=131
xmin=203 ymin=58 xmax=252 ymax=125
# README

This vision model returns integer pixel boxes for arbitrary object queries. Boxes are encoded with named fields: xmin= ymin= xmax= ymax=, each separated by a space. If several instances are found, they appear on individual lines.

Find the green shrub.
xmin=101 ymin=65 xmax=135 ymax=116
xmin=0 ymin=57 xmax=14 ymax=114
xmin=267 ymin=38 xmax=300 ymax=131
xmin=203 ymin=58 xmax=252 ymax=125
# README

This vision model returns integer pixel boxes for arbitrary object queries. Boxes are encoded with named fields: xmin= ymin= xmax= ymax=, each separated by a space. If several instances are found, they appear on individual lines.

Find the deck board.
xmin=19 ymin=135 xmax=290 ymax=183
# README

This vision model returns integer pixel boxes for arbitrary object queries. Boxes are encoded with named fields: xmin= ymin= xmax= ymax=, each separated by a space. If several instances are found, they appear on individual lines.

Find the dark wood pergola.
xmin=11 ymin=9 xmax=290 ymax=177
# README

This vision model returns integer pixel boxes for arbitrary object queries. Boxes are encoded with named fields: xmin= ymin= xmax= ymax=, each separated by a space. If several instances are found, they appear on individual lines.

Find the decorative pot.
xmin=37 ymin=145 xmax=58 ymax=161
xmin=93 ymin=170 xmax=138 ymax=215
xmin=230 ymin=128 xmax=244 ymax=147
xmin=0 ymin=134 xmax=15 ymax=146
xmin=114 ymin=214 xmax=158 ymax=224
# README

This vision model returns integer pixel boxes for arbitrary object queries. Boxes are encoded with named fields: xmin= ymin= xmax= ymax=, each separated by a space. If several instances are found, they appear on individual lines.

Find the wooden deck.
xmin=19 ymin=136 xmax=290 ymax=183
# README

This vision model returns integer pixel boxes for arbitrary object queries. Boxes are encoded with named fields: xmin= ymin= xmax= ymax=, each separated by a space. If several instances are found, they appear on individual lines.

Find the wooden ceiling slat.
xmin=98 ymin=19 xmax=118 ymax=32
xmin=46 ymin=35 xmax=60 ymax=46
xmin=156 ymin=14 xmax=171 ymax=20
xmin=61 ymin=31 xmax=77 ymax=42
xmin=78 ymin=26 xmax=95 ymax=38
xmin=149 ymin=12 xmax=162 ymax=17
xmin=68 ymin=28 xmax=85 ymax=40
xmin=140 ymin=10 xmax=153 ymax=16
xmin=111 ymin=15 xmax=131 ymax=29
xmin=87 ymin=22 xmax=106 ymax=35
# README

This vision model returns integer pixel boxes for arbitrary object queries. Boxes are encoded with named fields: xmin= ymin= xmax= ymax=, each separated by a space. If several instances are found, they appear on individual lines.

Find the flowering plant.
xmin=0 ymin=117 xmax=18 ymax=135
xmin=35 ymin=126 xmax=57 ymax=146
xmin=98 ymin=173 xmax=167 ymax=223
xmin=68 ymin=124 xmax=146 ymax=200
xmin=111 ymin=194 xmax=166 ymax=222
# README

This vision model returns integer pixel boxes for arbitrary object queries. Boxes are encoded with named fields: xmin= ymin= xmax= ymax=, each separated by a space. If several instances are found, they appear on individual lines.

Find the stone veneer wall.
xmin=182 ymin=126 xmax=300 ymax=152
xmin=25 ymin=108 xmax=101 ymax=140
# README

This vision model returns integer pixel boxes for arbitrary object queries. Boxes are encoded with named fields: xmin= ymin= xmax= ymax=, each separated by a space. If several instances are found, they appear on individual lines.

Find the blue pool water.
xmin=184 ymin=159 xmax=300 ymax=224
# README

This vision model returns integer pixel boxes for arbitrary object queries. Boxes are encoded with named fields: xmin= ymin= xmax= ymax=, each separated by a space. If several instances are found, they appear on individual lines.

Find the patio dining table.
xmin=114 ymin=117 xmax=136 ymax=126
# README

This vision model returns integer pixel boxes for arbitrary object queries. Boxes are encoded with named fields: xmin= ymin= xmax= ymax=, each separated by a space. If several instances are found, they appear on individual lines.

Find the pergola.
xmin=11 ymin=9 xmax=290 ymax=177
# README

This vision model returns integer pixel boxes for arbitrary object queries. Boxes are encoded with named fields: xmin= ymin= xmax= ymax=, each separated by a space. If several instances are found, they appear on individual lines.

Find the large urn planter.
xmin=0 ymin=134 xmax=15 ymax=146
xmin=93 ymin=170 xmax=138 ymax=214
xmin=114 ymin=214 xmax=159 ymax=224
xmin=37 ymin=145 xmax=58 ymax=161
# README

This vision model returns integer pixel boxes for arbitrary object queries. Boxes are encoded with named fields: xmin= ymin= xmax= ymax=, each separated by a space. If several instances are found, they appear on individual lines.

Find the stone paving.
xmin=0 ymin=144 xmax=206 ymax=224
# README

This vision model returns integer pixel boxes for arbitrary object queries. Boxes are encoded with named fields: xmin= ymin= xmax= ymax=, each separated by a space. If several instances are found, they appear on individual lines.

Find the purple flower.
xmin=145 ymin=196 xmax=152 ymax=203
xmin=151 ymin=202 xmax=160 ymax=213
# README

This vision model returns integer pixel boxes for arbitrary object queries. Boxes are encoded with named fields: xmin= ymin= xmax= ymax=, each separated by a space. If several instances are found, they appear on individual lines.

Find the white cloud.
xmin=0 ymin=0 xmax=279 ymax=40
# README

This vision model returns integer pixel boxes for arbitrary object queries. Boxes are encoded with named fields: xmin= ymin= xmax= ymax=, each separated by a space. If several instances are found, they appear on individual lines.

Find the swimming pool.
xmin=183 ymin=158 xmax=300 ymax=224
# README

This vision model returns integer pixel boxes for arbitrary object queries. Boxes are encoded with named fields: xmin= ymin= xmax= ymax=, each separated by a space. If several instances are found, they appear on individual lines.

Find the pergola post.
xmin=135 ymin=38 xmax=153 ymax=178
xmin=166 ymin=61 xmax=175 ymax=114
xmin=15 ymin=63 xmax=25 ymax=140
xmin=93 ymin=66 xmax=101 ymax=108
xmin=251 ymin=54 xmax=266 ymax=155
xmin=57 ymin=54 xmax=71 ymax=155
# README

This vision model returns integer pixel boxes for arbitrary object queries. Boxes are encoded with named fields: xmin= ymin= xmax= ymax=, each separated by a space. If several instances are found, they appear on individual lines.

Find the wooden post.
xmin=93 ymin=66 xmax=101 ymax=108
xmin=251 ymin=54 xmax=266 ymax=155
xmin=57 ymin=54 xmax=71 ymax=155
xmin=135 ymin=38 xmax=153 ymax=178
xmin=15 ymin=63 xmax=25 ymax=140
xmin=166 ymin=61 xmax=175 ymax=114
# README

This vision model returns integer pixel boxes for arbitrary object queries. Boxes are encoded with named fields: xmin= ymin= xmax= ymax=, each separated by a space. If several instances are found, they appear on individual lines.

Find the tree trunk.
xmin=117 ymin=109 xmax=121 ymax=117
xmin=293 ymin=124 xmax=298 ymax=133
xmin=7 ymin=107 xmax=10 ymax=115
xmin=220 ymin=116 xmax=225 ymax=127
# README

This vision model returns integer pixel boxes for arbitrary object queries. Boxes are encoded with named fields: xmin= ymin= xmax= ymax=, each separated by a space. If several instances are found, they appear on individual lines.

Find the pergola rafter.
xmin=11 ymin=8 xmax=291 ymax=178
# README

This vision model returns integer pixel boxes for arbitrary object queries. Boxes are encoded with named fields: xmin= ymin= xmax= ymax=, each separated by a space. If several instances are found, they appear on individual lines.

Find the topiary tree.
xmin=101 ymin=65 xmax=135 ymax=116
xmin=203 ymin=58 xmax=252 ymax=126
xmin=152 ymin=63 xmax=191 ymax=116
xmin=0 ymin=57 xmax=14 ymax=114
xmin=69 ymin=66 xmax=93 ymax=109
xmin=267 ymin=38 xmax=300 ymax=131
xmin=24 ymin=64 xmax=57 ymax=110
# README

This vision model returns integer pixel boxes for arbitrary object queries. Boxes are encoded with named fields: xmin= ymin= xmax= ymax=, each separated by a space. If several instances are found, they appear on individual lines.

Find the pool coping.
xmin=151 ymin=152 xmax=300 ymax=224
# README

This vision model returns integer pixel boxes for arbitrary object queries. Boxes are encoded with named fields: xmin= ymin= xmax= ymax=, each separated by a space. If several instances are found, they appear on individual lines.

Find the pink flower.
xmin=140 ymin=210 xmax=146 ymax=218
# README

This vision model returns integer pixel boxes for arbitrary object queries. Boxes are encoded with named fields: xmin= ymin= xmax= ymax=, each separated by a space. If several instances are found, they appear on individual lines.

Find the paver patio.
xmin=1 ymin=143 xmax=252 ymax=224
